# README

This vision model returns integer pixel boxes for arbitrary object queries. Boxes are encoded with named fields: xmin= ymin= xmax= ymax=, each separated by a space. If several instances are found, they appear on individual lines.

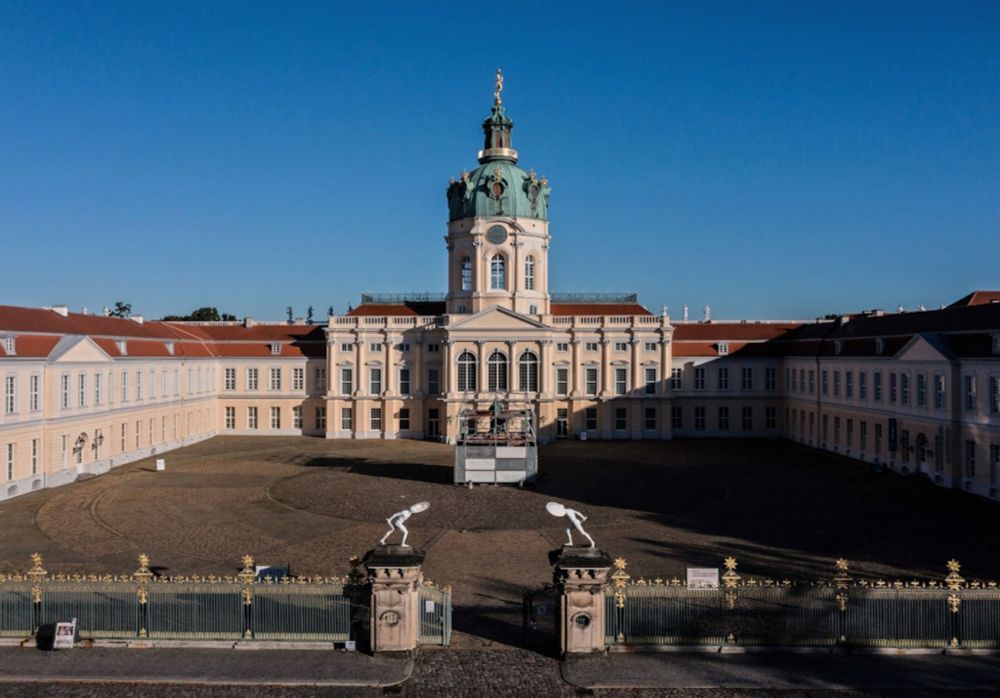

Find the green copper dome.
xmin=446 ymin=78 xmax=551 ymax=222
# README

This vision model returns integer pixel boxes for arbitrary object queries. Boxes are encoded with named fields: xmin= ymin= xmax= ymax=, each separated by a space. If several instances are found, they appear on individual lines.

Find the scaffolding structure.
xmin=454 ymin=399 xmax=538 ymax=485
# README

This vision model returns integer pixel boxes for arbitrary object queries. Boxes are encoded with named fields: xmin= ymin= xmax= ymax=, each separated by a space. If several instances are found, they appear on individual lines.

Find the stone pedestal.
xmin=551 ymin=546 xmax=612 ymax=655
xmin=362 ymin=545 xmax=425 ymax=654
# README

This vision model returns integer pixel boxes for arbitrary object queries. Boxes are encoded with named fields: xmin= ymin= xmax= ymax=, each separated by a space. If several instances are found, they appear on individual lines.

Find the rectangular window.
xmin=765 ymin=367 xmax=776 ymax=392
xmin=644 ymin=342 xmax=658 ymax=352
xmin=694 ymin=406 xmax=706 ymax=431
xmin=889 ymin=372 xmax=897 ymax=403
xmin=224 ymin=368 xmax=236 ymax=391
xmin=427 ymin=367 xmax=440 ymax=396
xmin=718 ymin=406 xmax=729 ymax=431
xmin=174 ymin=368 xmax=180 ymax=396
xmin=965 ymin=375 xmax=977 ymax=412
xmin=247 ymin=368 xmax=259 ymax=391
xmin=292 ymin=405 xmax=302 ymax=429
xmin=369 ymin=342 xmax=381 ymax=353
xmin=990 ymin=376 xmax=1000 ymax=415
xmin=614 ymin=341 xmax=628 ymax=352
xmin=29 ymin=375 xmax=40 ymax=411
xmin=341 ymin=343 xmax=353 ymax=352
xmin=717 ymin=368 xmax=729 ymax=391
xmin=247 ymin=407 xmax=258 ymax=429
xmin=31 ymin=438 xmax=38 ymax=475
xmin=833 ymin=370 xmax=840 ymax=398
xmin=370 ymin=407 xmax=382 ymax=431
xmin=741 ymin=367 xmax=753 ymax=391
xmin=644 ymin=407 xmax=656 ymax=431
xmin=585 ymin=342 xmax=598 ymax=352
xmin=585 ymin=407 xmax=598 ymax=431
xmin=136 ymin=370 xmax=142 ymax=401
xmin=135 ymin=420 xmax=140 ymax=448
xmin=556 ymin=368 xmax=568 ymax=396
xmin=808 ymin=370 xmax=815 ymax=395
xmin=821 ymin=369 xmax=829 ymax=396
xmin=340 ymin=407 xmax=351 ymax=431
xmin=644 ymin=367 xmax=656 ymax=395
xmin=990 ymin=444 xmax=1000 ymax=486
xmin=61 ymin=374 xmax=70 ymax=409
xmin=790 ymin=368 xmax=797 ymax=392
xmin=315 ymin=367 xmax=327 ymax=391
xmin=860 ymin=421 xmax=868 ymax=452
xmin=875 ymin=423 xmax=883 ymax=455
xmin=225 ymin=407 xmax=235 ymax=430
xmin=670 ymin=367 xmax=683 ymax=391
xmin=900 ymin=373 xmax=910 ymax=406
xmin=292 ymin=367 xmax=304 ymax=391
xmin=427 ymin=343 xmax=439 ymax=353
xmin=77 ymin=373 xmax=87 ymax=407
xmin=149 ymin=369 xmax=156 ymax=399
xmin=846 ymin=418 xmax=853 ymax=449
xmin=934 ymin=374 xmax=945 ymax=409
xmin=671 ymin=405 xmax=683 ymax=429
xmin=916 ymin=374 xmax=927 ymax=407
xmin=397 ymin=343 xmax=410 ymax=353
xmin=965 ymin=440 xmax=976 ymax=479
xmin=615 ymin=408 xmax=627 ymax=431
xmin=269 ymin=367 xmax=281 ymax=391
xmin=614 ymin=368 xmax=628 ymax=395
xmin=6 ymin=443 xmax=12 ymax=481
xmin=873 ymin=371 xmax=882 ymax=402
xmin=834 ymin=416 xmax=841 ymax=446
xmin=398 ymin=408 xmax=410 ymax=431
xmin=3 ymin=376 xmax=14 ymax=414
xmin=845 ymin=371 xmax=853 ymax=399
xmin=340 ymin=368 xmax=353 ymax=395
xmin=399 ymin=368 xmax=411 ymax=395
xmin=694 ymin=367 xmax=705 ymax=391
xmin=556 ymin=342 xmax=569 ymax=352
xmin=369 ymin=368 xmax=382 ymax=395
xmin=859 ymin=371 xmax=867 ymax=401
xmin=270 ymin=406 xmax=280 ymax=429
xmin=585 ymin=368 xmax=598 ymax=395
xmin=765 ymin=406 xmax=776 ymax=430
xmin=740 ymin=406 xmax=752 ymax=431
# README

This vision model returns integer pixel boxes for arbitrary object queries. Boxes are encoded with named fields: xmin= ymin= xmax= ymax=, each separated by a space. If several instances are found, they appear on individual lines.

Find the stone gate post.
xmin=362 ymin=545 xmax=425 ymax=654
xmin=552 ymin=546 xmax=612 ymax=655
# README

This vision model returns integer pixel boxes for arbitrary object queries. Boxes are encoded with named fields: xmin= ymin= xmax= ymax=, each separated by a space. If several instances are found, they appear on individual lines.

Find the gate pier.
xmin=362 ymin=545 xmax=425 ymax=654
xmin=551 ymin=546 xmax=612 ymax=655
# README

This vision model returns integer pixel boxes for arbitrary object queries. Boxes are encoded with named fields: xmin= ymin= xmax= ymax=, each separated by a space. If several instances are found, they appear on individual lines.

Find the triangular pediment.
xmin=895 ymin=333 xmax=955 ymax=362
xmin=447 ymin=306 xmax=549 ymax=331
xmin=48 ymin=335 xmax=113 ymax=364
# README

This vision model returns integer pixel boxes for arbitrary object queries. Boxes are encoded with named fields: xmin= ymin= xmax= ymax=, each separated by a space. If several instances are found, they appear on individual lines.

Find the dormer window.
xmin=2 ymin=336 xmax=14 ymax=355
xmin=165 ymin=341 xmax=175 ymax=356
xmin=992 ymin=333 xmax=1000 ymax=355
xmin=875 ymin=338 xmax=884 ymax=355
xmin=116 ymin=339 xmax=128 ymax=355
xmin=717 ymin=342 xmax=729 ymax=356
xmin=270 ymin=343 xmax=281 ymax=355
xmin=834 ymin=340 xmax=843 ymax=355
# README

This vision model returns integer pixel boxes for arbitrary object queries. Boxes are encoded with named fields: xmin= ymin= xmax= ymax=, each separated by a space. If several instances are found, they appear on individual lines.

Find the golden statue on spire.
xmin=494 ymin=68 xmax=504 ymax=106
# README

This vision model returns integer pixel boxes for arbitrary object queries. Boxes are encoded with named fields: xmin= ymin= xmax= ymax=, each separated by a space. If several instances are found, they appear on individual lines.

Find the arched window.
xmin=490 ymin=255 xmax=506 ymax=290
xmin=488 ymin=350 xmax=508 ymax=392
xmin=460 ymin=256 xmax=472 ymax=291
xmin=457 ymin=352 xmax=477 ymax=392
xmin=524 ymin=256 xmax=535 ymax=290
xmin=519 ymin=351 xmax=539 ymax=392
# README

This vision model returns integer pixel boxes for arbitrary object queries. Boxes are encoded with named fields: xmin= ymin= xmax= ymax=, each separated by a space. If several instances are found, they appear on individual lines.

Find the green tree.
xmin=109 ymin=302 xmax=132 ymax=318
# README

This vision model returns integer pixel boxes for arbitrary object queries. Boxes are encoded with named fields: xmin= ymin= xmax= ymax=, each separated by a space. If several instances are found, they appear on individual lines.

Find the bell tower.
xmin=445 ymin=70 xmax=552 ymax=316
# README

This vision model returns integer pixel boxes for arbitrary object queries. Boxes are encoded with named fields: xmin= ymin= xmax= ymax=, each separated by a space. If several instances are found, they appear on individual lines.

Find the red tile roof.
xmin=948 ymin=291 xmax=1000 ymax=308
xmin=550 ymin=303 xmax=652 ymax=316
xmin=0 ymin=335 xmax=62 ymax=358
xmin=347 ymin=304 xmax=418 ymax=317
xmin=672 ymin=323 xmax=800 ymax=341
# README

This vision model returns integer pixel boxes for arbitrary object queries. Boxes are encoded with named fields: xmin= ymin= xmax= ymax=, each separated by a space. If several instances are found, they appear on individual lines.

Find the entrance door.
xmin=427 ymin=409 xmax=440 ymax=439
xmin=556 ymin=409 xmax=569 ymax=438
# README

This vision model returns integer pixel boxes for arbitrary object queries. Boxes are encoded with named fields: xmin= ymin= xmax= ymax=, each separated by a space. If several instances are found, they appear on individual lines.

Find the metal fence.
xmin=0 ymin=554 xmax=360 ymax=643
xmin=604 ymin=558 xmax=1000 ymax=649
xmin=418 ymin=584 xmax=452 ymax=646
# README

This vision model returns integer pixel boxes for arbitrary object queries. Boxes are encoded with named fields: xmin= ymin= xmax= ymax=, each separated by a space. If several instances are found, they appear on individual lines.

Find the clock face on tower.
xmin=486 ymin=225 xmax=508 ymax=245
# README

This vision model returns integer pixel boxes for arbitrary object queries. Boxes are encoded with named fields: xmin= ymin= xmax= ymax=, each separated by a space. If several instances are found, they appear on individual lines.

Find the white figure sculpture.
xmin=379 ymin=501 xmax=430 ymax=548
xmin=546 ymin=502 xmax=596 ymax=548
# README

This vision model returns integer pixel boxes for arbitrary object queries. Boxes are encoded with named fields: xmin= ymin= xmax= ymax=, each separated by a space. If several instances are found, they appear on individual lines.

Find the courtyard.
xmin=0 ymin=436 xmax=997 ymax=649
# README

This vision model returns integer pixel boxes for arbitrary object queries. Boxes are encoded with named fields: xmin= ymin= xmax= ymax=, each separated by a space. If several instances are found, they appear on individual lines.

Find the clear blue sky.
xmin=2 ymin=1 xmax=997 ymax=320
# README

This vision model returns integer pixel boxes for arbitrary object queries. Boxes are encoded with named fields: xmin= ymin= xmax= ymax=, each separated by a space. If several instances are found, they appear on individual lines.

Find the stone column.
xmin=477 ymin=340 xmax=488 ymax=396
xmin=443 ymin=339 xmax=454 ymax=398
xmin=363 ymin=545 xmax=425 ymax=654
xmin=382 ymin=337 xmax=392 ymax=396
xmin=630 ymin=336 xmax=642 ymax=391
xmin=412 ymin=341 xmax=423 ymax=397
xmin=552 ymin=546 xmax=612 ymax=656
xmin=539 ymin=339 xmax=552 ymax=396
xmin=569 ymin=338 xmax=581 ymax=397
xmin=599 ymin=336 xmax=611 ymax=398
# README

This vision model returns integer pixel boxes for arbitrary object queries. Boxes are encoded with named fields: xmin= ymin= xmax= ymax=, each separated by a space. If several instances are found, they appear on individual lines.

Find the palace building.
xmin=1 ymin=76 xmax=998 ymax=501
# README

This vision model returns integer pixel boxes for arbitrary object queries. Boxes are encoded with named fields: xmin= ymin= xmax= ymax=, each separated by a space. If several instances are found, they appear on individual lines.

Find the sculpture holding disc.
xmin=546 ymin=501 xmax=595 ymax=548
xmin=379 ymin=501 xmax=430 ymax=548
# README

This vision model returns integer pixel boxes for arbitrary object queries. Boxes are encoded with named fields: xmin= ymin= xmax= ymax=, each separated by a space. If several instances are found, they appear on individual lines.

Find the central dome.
xmin=446 ymin=73 xmax=551 ymax=222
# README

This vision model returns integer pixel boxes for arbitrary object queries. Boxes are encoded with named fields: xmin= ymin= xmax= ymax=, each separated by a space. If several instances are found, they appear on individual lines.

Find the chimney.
xmin=131 ymin=315 xmax=144 ymax=325
xmin=244 ymin=317 xmax=257 ymax=328
xmin=50 ymin=305 xmax=69 ymax=317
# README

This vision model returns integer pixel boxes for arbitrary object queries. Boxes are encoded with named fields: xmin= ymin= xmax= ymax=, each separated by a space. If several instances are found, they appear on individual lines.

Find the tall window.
xmin=694 ymin=406 xmax=706 ymax=431
xmin=247 ymin=407 xmax=258 ymax=429
xmin=399 ymin=368 xmax=411 ymax=395
xmin=247 ymin=368 xmax=259 ymax=391
xmin=518 ymin=352 xmax=538 ymax=391
xmin=859 ymin=371 xmax=867 ymax=400
xmin=316 ymin=406 xmax=327 ymax=430
xmin=556 ymin=367 xmax=568 ymax=396
xmin=293 ymin=406 xmax=302 ymax=429
xmin=965 ymin=375 xmax=977 ymax=412
xmin=78 ymin=374 xmax=86 ymax=407
xmin=644 ymin=367 xmax=657 ymax=395
xmin=524 ymin=256 xmax=535 ymax=290
xmin=399 ymin=408 xmax=410 ymax=431
xmin=270 ymin=407 xmax=281 ymax=429
xmin=845 ymin=371 xmax=854 ymax=399
xmin=765 ymin=367 xmax=776 ymax=391
xmin=3 ymin=376 xmax=14 ymax=414
xmin=369 ymin=367 xmax=382 ymax=395
xmin=615 ymin=368 xmax=628 ymax=395
xmin=341 ymin=407 xmax=352 ymax=430
xmin=990 ymin=376 xmax=1000 ymax=414
xmin=490 ymin=254 xmax=505 ymax=290
xmin=29 ymin=375 xmax=39 ymax=411
xmin=585 ymin=407 xmax=598 ymax=431
xmin=742 ymin=406 xmax=753 ymax=431
xmin=225 ymin=406 xmax=235 ymax=430
xmin=341 ymin=367 xmax=353 ymax=395
xmin=94 ymin=373 xmax=102 ymax=405
xmin=670 ymin=367 xmax=683 ymax=391
xmin=370 ymin=408 xmax=382 ymax=431
xmin=741 ymin=368 xmax=753 ymax=391
xmin=873 ymin=371 xmax=882 ymax=401
xmin=717 ymin=367 xmax=729 ymax=391
xmin=694 ymin=367 xmax=705 ymax=391
xmin=61 ymin=374 xmax=69 ymax=409
xmin=427 ymin=367 xmax=440 ymax=395
xmin=315 ymin=367 xmax=326 ymax=391
xmin=488 ymin=351 xmax=508 ymax=392
xmin=934 ymin=375 xmax=945 ymax=409
xmin=718 ymin=406 xmax=729 ymax=431
xmin=585 ymin=367 xmax=598 ymax=395
xmin=457 ymin=352 xmax=477 ymax=392
xmin=460 ymin=256 xmax=472 ymax=291
xmin=292 ymin=368 xmax=304 ymax=391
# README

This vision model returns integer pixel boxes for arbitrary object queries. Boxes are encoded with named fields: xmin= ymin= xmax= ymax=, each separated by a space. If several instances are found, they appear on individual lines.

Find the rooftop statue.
xmin=379 ymin=502 xmax=430 ymax=548
xmin=546 ymin=501 xmax=595 ymax=548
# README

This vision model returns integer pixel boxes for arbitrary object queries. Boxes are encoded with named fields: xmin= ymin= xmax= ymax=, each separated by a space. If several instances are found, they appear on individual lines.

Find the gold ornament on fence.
xmin=945 ymin=560 xmax=965 ymax=591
